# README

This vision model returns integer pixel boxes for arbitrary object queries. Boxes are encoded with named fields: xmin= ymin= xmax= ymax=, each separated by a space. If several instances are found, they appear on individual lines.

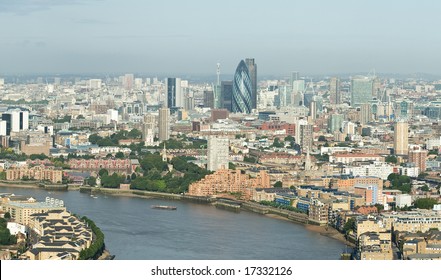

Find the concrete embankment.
xmin=241 ymin=202 xmax=309 ymax=224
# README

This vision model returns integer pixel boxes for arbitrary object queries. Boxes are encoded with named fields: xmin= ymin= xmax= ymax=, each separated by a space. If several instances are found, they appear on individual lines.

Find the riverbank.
xmin=1 ymin=183 xmax=352 ymax=249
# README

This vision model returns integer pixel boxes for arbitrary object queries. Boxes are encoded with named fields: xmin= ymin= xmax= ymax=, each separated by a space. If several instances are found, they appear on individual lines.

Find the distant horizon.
xmin=1 ymin=1 xmax=441 ymax=76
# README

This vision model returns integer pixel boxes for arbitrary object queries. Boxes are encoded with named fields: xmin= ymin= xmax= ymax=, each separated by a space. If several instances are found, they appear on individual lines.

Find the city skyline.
xmin=1 ymin=1 xmax=441 ymax=76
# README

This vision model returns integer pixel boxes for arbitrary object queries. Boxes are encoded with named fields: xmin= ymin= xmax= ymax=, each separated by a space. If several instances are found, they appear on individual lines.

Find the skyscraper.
xmin=165 ymin=78 xmax=183 ymax=109
xmin=203 ymin=90 xmax=214 ymax=108
xmin=158 ymin=108 xmax=170 ymax=142
xmin=207 ymin=136 xmax=229 ymax=171
xmin=309 ymin=101 xmax=317 ymax=120
xmin=329 ymin=77 xmax=341 ymax=105
xmin=245 ymin=58 xmax=257 ymax=110
xmin=351 ymin=76 xmax=373 ymax=107
xmin=327 ymin=114 xmax=344 ymax=133
xmin=295 ymin=120 xmax=313 ymax=153
xmin=394 ymin=120 xmax=408 ymax=155
xmin=232 ymin=60 xmax=253 ymax=113
xmin=360 ymin=103 xmax=372 ymax=125
xmin=221 ymin=81 xmax=233 ymax=111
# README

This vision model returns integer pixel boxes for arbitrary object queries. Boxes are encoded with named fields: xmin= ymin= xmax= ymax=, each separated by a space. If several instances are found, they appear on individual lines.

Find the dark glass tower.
xmin=232 ymin=60 xmax=253 ymax=113
xmin=245 ymin=58 xmax=257 ymax=110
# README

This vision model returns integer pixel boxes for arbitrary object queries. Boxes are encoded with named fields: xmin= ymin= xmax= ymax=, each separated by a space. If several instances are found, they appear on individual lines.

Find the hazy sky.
xmin=1 ymin=0 xmax=441 ymax=76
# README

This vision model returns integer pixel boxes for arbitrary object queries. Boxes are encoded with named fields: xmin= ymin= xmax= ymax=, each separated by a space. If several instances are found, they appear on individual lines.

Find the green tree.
xmin=385 ymin=155 xmax=397 ymax=164
xmin=318 ymin=135 xmax=326 ymax=142
xmin=4 ymin=212 xmax=11 ymax=220
xmin=98 ymin=168 xmax=109 ymax=177
xmin=229 ymin=162 xmax=236 ymax=170
xmin=343 ymin=218 xmax=356 ymax=234
xmin=414 ymin=198 xmax=437 ymax=209
xmin=128 ymin=129 xmax=142 ymax=139
xmin=115 ymin=151 xmax=125 ymax=159
xmin=274 ymin=181 xmax=283 ymax=188
xmin=87 ymin=176 xmax=97 ymax=186
xmin=131 ymin=173 xmax=137 ymax=180
xmin=0 ymin=171 xmax=6 ymax=180
xmin=419 ymin=184 xmax=430 ymax=192
xmin=272 ymin=137 xmax=284 ymax=148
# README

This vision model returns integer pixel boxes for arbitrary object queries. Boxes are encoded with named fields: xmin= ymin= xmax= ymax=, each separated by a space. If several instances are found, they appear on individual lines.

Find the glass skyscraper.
xmin=351 ymin=76 xmax=373 ymax=107
xmin=232 ymin=60 xmax=253 ymax=113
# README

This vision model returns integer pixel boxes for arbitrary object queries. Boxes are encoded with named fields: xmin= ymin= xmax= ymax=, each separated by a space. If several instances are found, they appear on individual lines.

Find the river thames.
xmin=1 ymin=186 xmax=346 ymax=260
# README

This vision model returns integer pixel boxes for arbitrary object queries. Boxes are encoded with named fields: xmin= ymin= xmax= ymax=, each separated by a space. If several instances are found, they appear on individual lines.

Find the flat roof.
xmin=7 ymin=201 xmax=66 ymax=210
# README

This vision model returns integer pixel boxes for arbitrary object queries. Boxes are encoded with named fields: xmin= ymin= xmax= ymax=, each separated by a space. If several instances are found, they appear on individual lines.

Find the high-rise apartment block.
xmin=207 ymin=136 xmax=229 ymax=171
xmin=394 ymin=120 xmax=408 ymax=155
xmin=408 ymin=145 xmax=428 ymax=172
xmin=158 ymin=108 xmax=170 ymax=142
xmin=329 ymin=77 xmax=341 ymax=104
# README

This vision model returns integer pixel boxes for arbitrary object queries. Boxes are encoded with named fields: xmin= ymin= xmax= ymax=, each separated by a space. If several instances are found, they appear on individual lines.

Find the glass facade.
xmin=232 ymin=60 xmax=253 ymax=113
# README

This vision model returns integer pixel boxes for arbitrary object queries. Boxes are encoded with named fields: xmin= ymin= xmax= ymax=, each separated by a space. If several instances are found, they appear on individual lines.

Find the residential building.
xmin=207 ymin=136 xmax=229 ymax=171
xmin=394 ymin=120 xmax=408 ymax=155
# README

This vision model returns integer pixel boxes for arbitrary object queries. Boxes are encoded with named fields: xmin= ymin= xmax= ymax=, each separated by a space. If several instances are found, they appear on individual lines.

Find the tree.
xmin=318 ymin=135 xmax=326 ymax=142
xmin=229 ymin=162 xmax=236 ymax=170
xmin=385 ymin=155 xmax=397 ymax=164
xmin=344 ymin=136 xmax=350 ymax=142
xmin=417 ymin=172 xmax=429 ymax=179
xmin=274 ymin=181 xmax=283 ymax=188
xmin=343 ymin=218 xmax=356 ymax=234
xmin=414 ymin=198 xmax=437 ymax=209
xmin=128 ymin=129 xmax=142 ymax=139
xmin=272 ymin=137 xmax=284 ymax=148
xmin=87 ymin=176 xmax=97 ymax=186
xmin=0 ymin=171 xmax=6 ymax=180
xmin=115 ymin=152 xmax=125 ymax=159
xmin=98 ymin=168 xmax=109 ymax=177
xmin=131 ymin=173 xmax=137 ymax=180
xmin=4 ymin=212 xmax=11 ymax=220
xmin=419 ymin=184 xmax=430 ymax=192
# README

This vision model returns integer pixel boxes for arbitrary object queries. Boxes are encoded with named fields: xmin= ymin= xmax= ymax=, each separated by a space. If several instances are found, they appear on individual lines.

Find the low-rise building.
xmin=6 ymin=165 xmax=63 ymax=183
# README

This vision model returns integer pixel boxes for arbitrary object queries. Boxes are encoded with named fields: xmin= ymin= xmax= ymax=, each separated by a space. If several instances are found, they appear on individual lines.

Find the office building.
xmin=394 ymin=120 xmax=408 ymax=155
xmin=351 ymin=76 xmax=373 ymax=107
xmin=203 ymin=90 xmax=215 ymax=108
xmin=158 ymin=108 xmax=170 ymax=141
xmin=360 ymin=103 xmax=372 ymax=125
xmin=328 ymin=114 xmax=344 ymax=133
xmin=232 ymin=60 xmax=253 ymax=113
xmin=309 ymin=101 xmax=317 ymax=120
xmin=165 ymin=78 xmax=183 ymax=109
xmin=329 ymin=77 xmax=341 ymax=104
xmin=207 ymin=136 xmax=229 ymax=171
xmin=245 ymin=58 xmax=257 ymax=110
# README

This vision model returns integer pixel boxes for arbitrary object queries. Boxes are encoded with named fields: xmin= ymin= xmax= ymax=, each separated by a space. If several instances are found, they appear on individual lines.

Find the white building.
xmin=426 ymin=137 xmax=441 ymax=150
xmin=207 ymin=136 xmax=229 ymax=171
xmin=344 ymin=162 xmax=394 ymax=180
xmin=88 ymin=79 xmax=102 ymax=89
xmin=396 ymin=194 xmax=412 ymax=208
xmin=7 ymin=222 xmax=26 ymax=235
xmin=107 ymin=109 xmax=119 ymax=123
xmin=0 ymin=120 xmax=6 ymax=136
xmin=399 ymin=166 xmax=419 ymax=177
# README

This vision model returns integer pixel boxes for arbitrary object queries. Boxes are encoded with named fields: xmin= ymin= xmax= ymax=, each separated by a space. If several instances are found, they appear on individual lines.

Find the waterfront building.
xmin=358 ymin=232 xmax=393 ymax=260
xmin=26 ymin=209 xmax=93 ymax=260
xmin=68 ymin=158 xmax=138 ymax=174
xmin=308 ymin=199 xmax=330 ymax=225
xmin=232 ymin=60 xmax=253 ymax=113
xmin=1 ymin=197 xmax=66 ymax=225
xmin=381 ymin=210 xmax=441 ymax=233
xmin=207 ymin=136 xmax=229 ymax=171
xmin=188 ymin=169 xmax=270 ymax=198
xmin=394 ymin=120 xmax=408 ymax=155
xmin=6 ymin=165 xmax=62 ymax=183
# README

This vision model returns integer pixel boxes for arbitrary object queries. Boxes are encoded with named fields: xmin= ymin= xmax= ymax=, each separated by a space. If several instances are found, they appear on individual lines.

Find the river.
xmin=0 ymin=186 xmax=346 ymax=260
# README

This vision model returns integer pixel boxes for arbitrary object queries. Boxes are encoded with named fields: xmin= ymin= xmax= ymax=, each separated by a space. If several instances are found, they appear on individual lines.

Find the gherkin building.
xmin=232 ymin=60 xmax=253 ymax=114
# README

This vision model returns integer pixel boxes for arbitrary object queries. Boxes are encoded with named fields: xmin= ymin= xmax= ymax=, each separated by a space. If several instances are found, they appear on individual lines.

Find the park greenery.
xmin=413 ymin=198 xmax=438 ymax=210
xmin=78 ymin=216 xmax=105 ymax=260
xmin=387 ymin=173 xmax=412 ymax=194
xmin=0 ymin=218 xmax=17 ymax=245
xmin=343 ymin=218 xmax=356 ymax=234
xmin=259 ymin=201 xmax=305 ymax=213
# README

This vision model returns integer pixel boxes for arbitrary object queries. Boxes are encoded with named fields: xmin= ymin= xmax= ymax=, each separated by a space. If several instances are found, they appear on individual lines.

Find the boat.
xmin=151 ymin=205 xmax=177 ymax=210
xmin=90 ymin=195 xmax=98 ymax=199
